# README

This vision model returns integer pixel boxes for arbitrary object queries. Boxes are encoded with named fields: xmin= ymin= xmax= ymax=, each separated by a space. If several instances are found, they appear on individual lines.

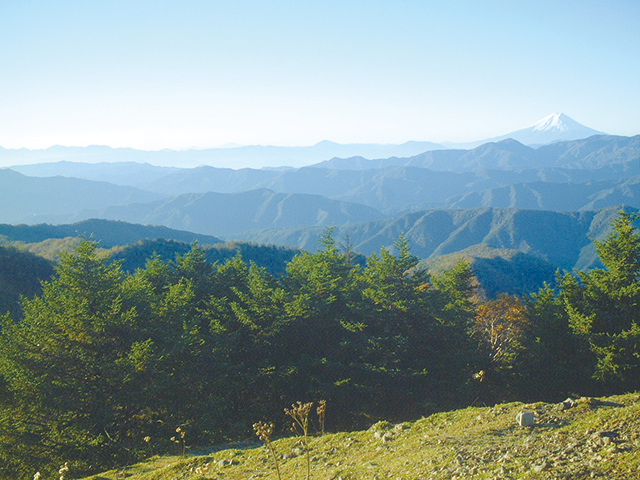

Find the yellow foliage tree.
xmin=473 ymin=294 xmax=529 ymax=366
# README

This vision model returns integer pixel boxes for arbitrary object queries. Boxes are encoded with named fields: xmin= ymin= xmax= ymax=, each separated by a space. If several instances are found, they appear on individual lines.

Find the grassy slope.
xmin=83 ymin=393 xmax=639 ymax=480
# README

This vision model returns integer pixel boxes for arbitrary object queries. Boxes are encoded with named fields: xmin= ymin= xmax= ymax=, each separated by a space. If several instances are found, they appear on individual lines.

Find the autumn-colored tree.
xmin=473 ymin=294 xmax=529 ymax=366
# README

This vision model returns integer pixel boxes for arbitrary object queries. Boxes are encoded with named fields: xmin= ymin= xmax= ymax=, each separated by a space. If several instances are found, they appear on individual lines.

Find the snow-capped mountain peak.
xmin=472 ymin=113 xmax=607 ymax=147
xmin=532 ymin=113 xmax=567 ymax=132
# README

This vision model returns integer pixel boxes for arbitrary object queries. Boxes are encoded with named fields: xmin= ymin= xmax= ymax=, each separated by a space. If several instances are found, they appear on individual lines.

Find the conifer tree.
xmin=559 ymin=211 xmax=640 ymax=388
xmin=0 ymin=241 xmax=144 ymax=477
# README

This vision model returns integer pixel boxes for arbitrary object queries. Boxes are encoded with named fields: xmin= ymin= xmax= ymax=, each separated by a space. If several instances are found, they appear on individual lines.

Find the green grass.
xmin=81 ymin=393 xmax=640 ymax=480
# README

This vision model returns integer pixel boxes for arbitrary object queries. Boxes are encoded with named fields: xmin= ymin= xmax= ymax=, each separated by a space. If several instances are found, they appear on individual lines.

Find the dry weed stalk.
xmin=316 ymin=400 xmax=326 ymax=436
xmin=253 ymin=421 xmax=283 ymax=480
xmin=285 ymin=401 xmax=313 ymax=480
xmin=194 ymin=462 xmax=209 ymax=479
xmin=170 ymin=426 xmax=187 ymax=456
xmin=58 ymin=462 xmax=69 ymax=480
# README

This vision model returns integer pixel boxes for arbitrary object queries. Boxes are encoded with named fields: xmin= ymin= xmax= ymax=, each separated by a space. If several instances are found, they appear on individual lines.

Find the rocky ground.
xmin=84 ymin=392 xmax=640 ymax=480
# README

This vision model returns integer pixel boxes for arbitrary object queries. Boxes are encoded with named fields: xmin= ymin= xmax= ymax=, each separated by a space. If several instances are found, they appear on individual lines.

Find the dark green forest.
xmin=0 ymin=212 xmax=638 ymax=479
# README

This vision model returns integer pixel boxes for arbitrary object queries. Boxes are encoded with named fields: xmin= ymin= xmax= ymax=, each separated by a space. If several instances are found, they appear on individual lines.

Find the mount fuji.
xmin=444 ymin=113 xmax=607 ymax=149
xmin=479 ymin=113 xmax=606 ymax=146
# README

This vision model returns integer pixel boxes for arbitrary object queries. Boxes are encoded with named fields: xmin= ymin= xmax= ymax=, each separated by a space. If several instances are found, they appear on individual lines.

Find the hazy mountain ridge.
xmin=4 ymin=158 xmax=636 ymax=228
xmin=29 ymin=189 xmax=387 ymax=236
xmin=311 ymin=135 xmax=639 ymax=171
xmin=0 ymin=140 xmax=444 ymax=170
xmin=0 ymin=169 xmax=164 ymax=224
xmin=9 ymin=160 xmax=181 ymax=185
xmin=443 ymin=176 xmax=640 ymax=211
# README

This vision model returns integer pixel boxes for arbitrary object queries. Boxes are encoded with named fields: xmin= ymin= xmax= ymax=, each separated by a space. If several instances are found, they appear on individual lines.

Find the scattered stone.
xmin=532 ymin=460 xmax=549 ymax=473
xmin=393 ymin=423 xmax=408 ymax=432
xmin=516 ymin=411 xmax=535 ymax=427
xmin=560 ymin=397 xmax=578 ymax=410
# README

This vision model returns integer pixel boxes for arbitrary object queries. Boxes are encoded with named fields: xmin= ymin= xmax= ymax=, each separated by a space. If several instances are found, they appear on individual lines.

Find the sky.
xmin=1 ymin=0 xmax=639 ymax=151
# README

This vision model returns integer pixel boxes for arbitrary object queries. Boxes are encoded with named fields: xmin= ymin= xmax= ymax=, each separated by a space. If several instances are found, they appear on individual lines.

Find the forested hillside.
xmin=0 ymin=219 xmax=223 ymax=246
xmin=419 ymin=244 xmax=559 ymax=298
xmin=0 ymin=246 xmax=54 ymax=318
xmin=0 ymin=211 xmax=637 ymax=479
xmin=233 ymin=205 xmax=639 ymax=271
xmin=108 ymin=238 xmax=300 ymax=276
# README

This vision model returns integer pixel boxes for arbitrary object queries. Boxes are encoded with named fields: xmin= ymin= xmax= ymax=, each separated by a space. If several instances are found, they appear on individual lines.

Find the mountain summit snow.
xmin=532 ymin=112 xmax=575 ymax=132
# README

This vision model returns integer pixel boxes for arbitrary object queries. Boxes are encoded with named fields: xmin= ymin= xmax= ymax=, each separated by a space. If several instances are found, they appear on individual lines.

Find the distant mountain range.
xmin=0 ymin=140 xmax=444 ymax=170
xmin=0 ymin=115 xmax=636 ymax=299
xmin=3 ymin=207 xmax=638 ymax=299
xmin=1 ymin=135 xmax=637 ymax=227
xmin=1 ymin=113 xmax=609 ymax=170
xmin=311 ymin=135 xmax=638 ymax=171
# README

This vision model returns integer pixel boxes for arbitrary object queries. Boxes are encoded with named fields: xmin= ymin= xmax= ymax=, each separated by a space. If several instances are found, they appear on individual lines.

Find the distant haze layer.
xmin=0 ymin=114 xmax=619 ymax=169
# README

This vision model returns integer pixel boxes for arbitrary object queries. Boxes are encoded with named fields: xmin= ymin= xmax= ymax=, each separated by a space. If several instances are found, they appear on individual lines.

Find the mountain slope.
xmin=444 ymin=176 xmax=640 ymax=211
xmin=109 ymin=238 xmax=299 ymax=276
xmin=420 ymin=244 xmax=559 ymax=297
xmin=231 ymin=206 xmax=639 ymax=272
xmin=0 ymin=246 xmax=55 ymax=318
xmin=139 ymin=166 xmax=282 ymax=195
xmin=43 ymin=189 xmax=387 ymax=236
xmin=0 ymin=169 xmax=165 ymax=224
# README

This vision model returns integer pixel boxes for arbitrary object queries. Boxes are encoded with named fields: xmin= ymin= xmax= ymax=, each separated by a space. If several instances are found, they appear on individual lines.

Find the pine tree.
xmin=559 ymin=210 xmax=640 ymax=388
xmin=0 ymin=241 xmax=144 ymax=477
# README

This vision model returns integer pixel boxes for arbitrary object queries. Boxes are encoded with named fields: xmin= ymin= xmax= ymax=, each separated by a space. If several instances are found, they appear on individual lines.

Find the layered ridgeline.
xmin=1 ymin=135 xmax=637 ymax=227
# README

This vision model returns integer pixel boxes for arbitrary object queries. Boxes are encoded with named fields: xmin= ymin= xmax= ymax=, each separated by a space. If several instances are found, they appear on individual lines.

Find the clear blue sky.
xmin=1 ymin=0 xmax=638 ymax=150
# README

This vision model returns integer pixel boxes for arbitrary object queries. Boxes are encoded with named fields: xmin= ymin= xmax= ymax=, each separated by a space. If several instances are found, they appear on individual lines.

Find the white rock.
xmin=516 ymin=411 xmax=535 ymax=426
